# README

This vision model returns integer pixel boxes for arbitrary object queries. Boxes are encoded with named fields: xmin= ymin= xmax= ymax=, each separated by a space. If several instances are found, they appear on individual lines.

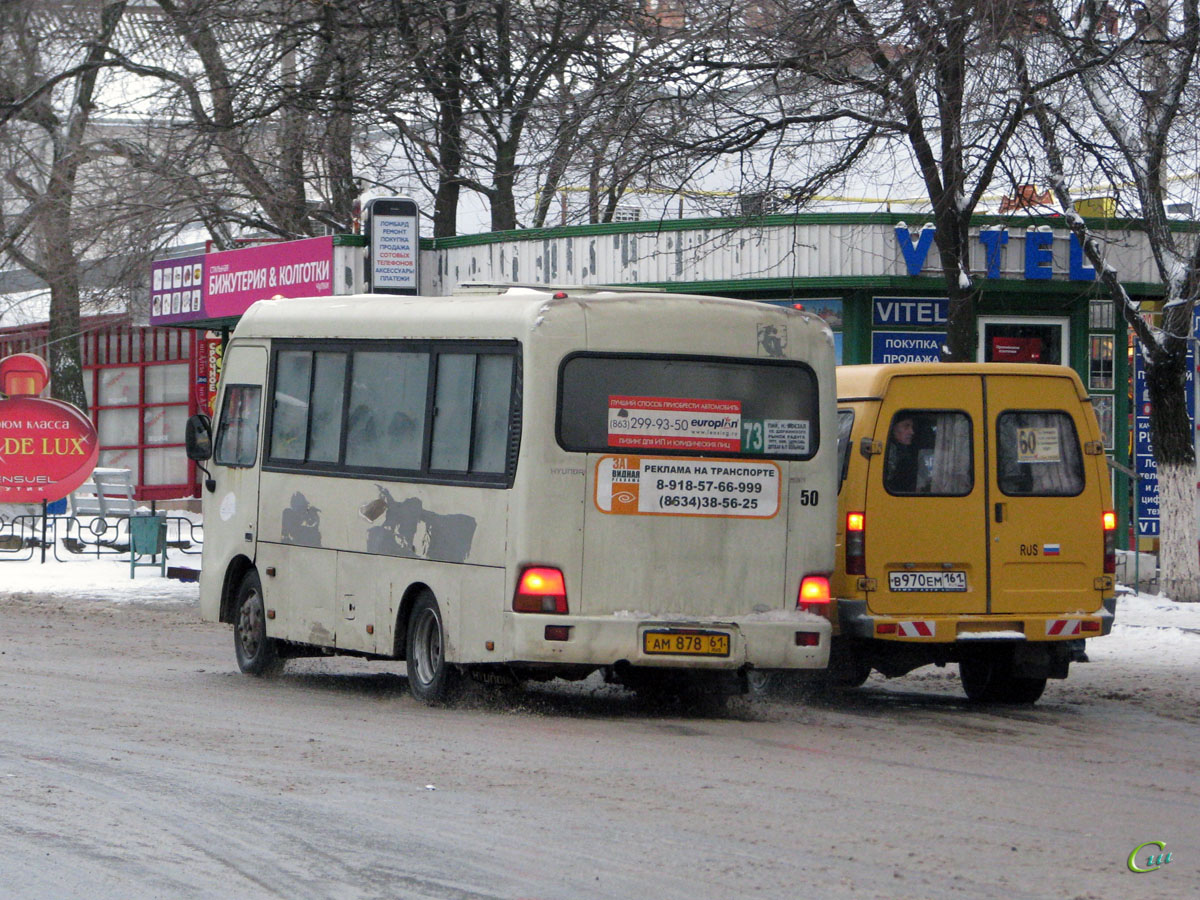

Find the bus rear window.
xmin=557 ymin=353 xmax=819 ymax=459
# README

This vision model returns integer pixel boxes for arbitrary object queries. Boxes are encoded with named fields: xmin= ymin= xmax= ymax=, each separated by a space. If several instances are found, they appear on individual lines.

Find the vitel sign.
xmin=0 ymin=354 xmax=99 ymax=503
xmin=895 ymin=224 xmax=1098 ymax=281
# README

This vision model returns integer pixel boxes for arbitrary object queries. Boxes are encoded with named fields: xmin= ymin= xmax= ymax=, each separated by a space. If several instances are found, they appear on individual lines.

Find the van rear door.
xmin=863 ymin=375 xmax=988 ymax=616
xmin=985 ymin=373 xmax=1105 ymax=614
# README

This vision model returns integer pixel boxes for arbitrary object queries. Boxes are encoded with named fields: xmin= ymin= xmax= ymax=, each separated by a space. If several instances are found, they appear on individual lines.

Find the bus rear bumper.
xmin=506 ymin=612 xmax=831 ymax=670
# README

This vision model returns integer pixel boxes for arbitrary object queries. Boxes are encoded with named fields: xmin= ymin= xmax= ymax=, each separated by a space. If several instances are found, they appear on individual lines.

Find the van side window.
xmin=214 ymin=385 xmax=262 ymax=467
xmin=836 ymin=409 xmax=854 ymax=492
xmin=884 ymin=410 xmax=972 ymax=496
xmin=996 ymin=411 xmax=1084 ymax=496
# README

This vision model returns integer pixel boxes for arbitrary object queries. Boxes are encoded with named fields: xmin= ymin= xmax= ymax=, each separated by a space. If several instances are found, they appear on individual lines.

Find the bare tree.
xmin=0 ymin=0 xmax=132 ymax=411
xmin=123 ymin=0 xmax=373 ymax=242
xmin=680 ymin=1 xmax=1056 ymax=357
xmin=1016 ymin=0 xmax=1200 ymax=602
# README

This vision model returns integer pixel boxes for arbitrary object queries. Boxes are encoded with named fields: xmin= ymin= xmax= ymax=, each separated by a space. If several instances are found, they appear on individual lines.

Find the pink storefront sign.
xmin=150 ymin=236 xmax=335 ymax=326
xmin=204 ymin=236 xmax=334 ymax=319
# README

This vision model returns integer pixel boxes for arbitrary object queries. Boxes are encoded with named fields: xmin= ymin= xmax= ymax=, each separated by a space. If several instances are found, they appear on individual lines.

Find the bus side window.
xmin=214 ymin=385 xmax=262 ymax=468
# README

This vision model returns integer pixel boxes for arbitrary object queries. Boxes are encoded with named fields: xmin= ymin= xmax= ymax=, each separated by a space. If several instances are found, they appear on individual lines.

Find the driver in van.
xmin=885 ymin=414 xmax=919 ymax=492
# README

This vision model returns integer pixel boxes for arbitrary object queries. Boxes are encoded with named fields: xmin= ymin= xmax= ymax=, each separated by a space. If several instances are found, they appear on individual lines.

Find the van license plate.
xmin=643 ymin=630 xmax=731 ymax=657
xmin=888 ymin=571 xmax=967 ymax=592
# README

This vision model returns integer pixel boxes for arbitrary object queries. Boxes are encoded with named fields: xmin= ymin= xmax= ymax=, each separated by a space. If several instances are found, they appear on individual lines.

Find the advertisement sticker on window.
xmin=607 ymin=395 xmax=742 ymax=452
xmin=1016 ymin=426 xmax=1061 ymax=463
xmin=594 ymin=455 xmax=780 ymax=518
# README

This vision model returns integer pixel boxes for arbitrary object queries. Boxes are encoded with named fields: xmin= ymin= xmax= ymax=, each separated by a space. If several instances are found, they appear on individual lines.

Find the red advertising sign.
xmin=991 ymin=336 xmax=1043 ymax=362
xmin=0 ymin=354 xmax=100 ymax=502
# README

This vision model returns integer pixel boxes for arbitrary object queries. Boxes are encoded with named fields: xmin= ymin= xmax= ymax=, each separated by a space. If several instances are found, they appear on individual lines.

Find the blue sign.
xmin=873 ymin=297 xmax=948 ymax=327
xmin=1134 ymin=308 xmax=1200 ymax=537
xmin=895 ymin=226 xmax=1098 ymax=282
xmin=872 ymin=331 xmax=945 ymax=364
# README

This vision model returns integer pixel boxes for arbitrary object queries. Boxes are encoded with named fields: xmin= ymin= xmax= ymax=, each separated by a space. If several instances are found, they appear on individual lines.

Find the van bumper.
xmin=837 ymin=598 xmax=1115 ymax=642
xmin=507 ymin=611 xmax=831 ymax=670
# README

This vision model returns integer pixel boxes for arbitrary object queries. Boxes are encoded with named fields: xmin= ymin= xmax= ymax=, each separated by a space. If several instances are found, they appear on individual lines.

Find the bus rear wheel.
xmin=233 ymin=570 xmax=282 ymax=676
xmin=406 ymin=593 xmax=461 ymax=704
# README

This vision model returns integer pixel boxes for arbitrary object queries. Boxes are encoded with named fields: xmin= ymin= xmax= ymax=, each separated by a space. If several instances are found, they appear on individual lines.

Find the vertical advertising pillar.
xmin=365 ymin=197 xmax=420 ymax=295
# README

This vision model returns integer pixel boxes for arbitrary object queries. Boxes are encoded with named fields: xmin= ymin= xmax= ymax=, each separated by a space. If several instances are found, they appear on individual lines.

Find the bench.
xmin=70 ymin=468 xmax=136 ymax=519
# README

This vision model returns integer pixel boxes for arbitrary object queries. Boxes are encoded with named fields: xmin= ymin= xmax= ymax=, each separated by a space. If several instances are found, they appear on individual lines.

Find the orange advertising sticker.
xmin=594 ymin=455 xmax=780 ymax=518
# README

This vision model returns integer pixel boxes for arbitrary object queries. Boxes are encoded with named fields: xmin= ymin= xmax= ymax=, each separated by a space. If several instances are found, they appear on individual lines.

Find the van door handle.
xmin=994 ymin=502 xmax=1005 ymax=523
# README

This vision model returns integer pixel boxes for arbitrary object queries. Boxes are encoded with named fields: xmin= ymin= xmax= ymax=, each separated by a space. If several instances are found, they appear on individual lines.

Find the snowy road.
xmin=0 ymin=564 xmax=1196 ymax=900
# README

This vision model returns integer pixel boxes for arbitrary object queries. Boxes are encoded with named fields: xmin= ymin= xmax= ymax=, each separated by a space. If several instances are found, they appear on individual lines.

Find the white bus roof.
xmin=231 ymin=287 xmax=815 ymax=342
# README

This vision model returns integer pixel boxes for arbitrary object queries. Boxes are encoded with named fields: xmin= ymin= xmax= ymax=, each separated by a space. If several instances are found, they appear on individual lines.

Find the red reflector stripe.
xmin=1046 ymin=619 xmax=1082 ymax=636
xmin=896 ymin=620 xmax=935 ymax=638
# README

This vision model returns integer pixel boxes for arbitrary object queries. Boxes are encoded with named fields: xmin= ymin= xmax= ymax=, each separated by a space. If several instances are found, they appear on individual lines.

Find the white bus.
xmin=186 ymin=285 xmax=838 ymax=703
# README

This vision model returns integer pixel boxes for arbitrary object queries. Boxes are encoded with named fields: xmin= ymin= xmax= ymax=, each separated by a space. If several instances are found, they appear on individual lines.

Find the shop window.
xmin=144 ymin=447 xmax=188 ymax=485
xmin=1089 ymin=298 xmax=1114 ymax=330
xmin=99 ymin=448 xmax=140 ymax=485
xmin=1089 ymin=334 xmax=1114 ymax=390
xmin=98 ymin=407 xmax=139 ymax=445
xmin=145 ymin=363 xmax=189 ymax=404
xmin=98 ymin=366 xmax=139 ymax=406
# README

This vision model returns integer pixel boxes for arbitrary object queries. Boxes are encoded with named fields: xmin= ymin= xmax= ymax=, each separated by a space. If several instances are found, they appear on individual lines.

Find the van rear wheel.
xmin=959 ymin=650 xmax=1046 ymax=704
xmin=405 ymin=592 xmax=461 ymax=704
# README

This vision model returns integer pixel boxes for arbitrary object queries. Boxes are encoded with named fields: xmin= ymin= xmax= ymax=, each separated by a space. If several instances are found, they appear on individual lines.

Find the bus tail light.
xmin=798 ymin=575 xmax=831 ymax=613
xmin=846 ymin=511 xmax=866 ymax=575
xmin=513 ymin=567 xmax=568 ymax=614
xmin=1102 ymin=510 xmax=1116 ymax=574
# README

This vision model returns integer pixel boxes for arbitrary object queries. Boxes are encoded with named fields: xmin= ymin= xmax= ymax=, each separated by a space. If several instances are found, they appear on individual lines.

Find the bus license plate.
xmin=642 ymin=630 xmax=731 ymax=657
xmin=888 ymin=571 xmax=967 ymax=592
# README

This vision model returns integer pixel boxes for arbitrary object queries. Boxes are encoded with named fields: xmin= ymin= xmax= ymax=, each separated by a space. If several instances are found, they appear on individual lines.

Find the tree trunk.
xmin=1145 ymin=344 xmax=1200 ymax=601
xmin=490 ymin=138 xmax=519 ymax=232
xmin=44 ymin=248 xmax=88 ymax=414
xmin=1156 ymin=461 xmax=1200 ymax=602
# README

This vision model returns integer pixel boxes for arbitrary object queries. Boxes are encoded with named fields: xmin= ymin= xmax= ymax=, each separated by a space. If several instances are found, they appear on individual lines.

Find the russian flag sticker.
xmin=1043 ymin=543 xmax=1061 ymax=556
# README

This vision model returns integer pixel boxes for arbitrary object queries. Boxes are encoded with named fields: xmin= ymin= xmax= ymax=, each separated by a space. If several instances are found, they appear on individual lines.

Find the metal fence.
xmin=0 ymin=504 xmax=202 ymax=565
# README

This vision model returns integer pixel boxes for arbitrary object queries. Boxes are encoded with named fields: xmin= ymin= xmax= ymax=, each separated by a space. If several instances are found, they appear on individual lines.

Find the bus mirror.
xmin=185 ymin=414 xmax=213 ymax=461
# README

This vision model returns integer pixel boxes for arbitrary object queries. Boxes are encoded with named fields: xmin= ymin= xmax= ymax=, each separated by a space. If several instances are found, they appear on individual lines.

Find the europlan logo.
xmin=1127 ymin=840 xmax=1173 ymax=873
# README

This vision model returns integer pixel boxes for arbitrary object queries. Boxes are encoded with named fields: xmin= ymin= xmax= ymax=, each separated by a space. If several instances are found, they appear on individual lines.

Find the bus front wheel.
xmin=406 ymin=592 xmax=461 ymax=704
xmin=233 ymin=570 xmax=282 ymax=676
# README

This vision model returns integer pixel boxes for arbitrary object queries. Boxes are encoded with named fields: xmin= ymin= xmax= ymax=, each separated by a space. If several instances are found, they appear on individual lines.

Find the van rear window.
xmin=996 ymin=411 xmax=1084 ymax=496
xmin=557 ymin=353 xmax=819 ymax=459
xmin=883 ymin=410 xmax=973 ymax=495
